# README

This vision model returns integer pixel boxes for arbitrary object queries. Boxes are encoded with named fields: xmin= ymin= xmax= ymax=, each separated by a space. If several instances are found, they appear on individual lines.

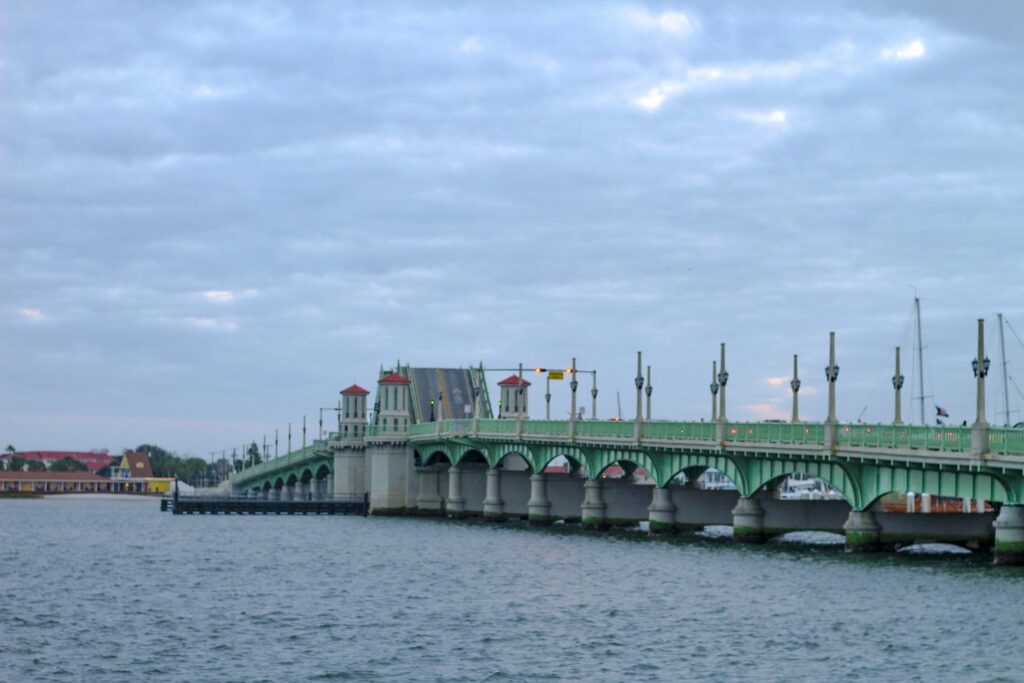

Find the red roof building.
xmin=378 ymin=372 xmax=410 ymax=384
xmin=1 ymin=451 xmax=115 ymax=473
xmin=341 ymin=384 xmax=370 ymax=395
xmin=497 ymin=374 xmax=532 ymax=386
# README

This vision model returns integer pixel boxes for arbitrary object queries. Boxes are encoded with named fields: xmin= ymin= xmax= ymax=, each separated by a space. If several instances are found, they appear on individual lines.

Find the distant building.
xmin=0 ymin=471 xmax=112 ymax=494
xmin=1 ymin=450 xmax=115 ymax=473
xmin=109 ymin=451 xmax=174 ymax=494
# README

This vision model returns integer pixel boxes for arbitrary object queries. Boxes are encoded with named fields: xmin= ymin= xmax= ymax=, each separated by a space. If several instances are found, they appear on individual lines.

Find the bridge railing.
xmin=522 ymin=420 xmax=570 ymax=436
xmin=724 ymin=422 xmax=825 ymax=445
xmin=643 ymin=421 xmax=717 ymax=441
xmin=987 ymin=427 xmax=1024 ymax=456
xmin=575 ymin=421 xmax=634 ymax=438
xmin=837 ymin=424 xmax=972 ymax=452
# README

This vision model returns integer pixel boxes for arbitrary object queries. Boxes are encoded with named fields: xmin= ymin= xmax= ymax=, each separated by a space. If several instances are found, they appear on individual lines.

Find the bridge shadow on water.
xmin=401 ymin=514 xmax=1020 ymax=574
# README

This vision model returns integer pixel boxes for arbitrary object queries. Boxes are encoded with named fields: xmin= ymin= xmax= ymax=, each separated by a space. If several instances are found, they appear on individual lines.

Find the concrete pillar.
xmin=295 ymin=481 xmax=309 ymax=501
xmin=977 ymin=498 xmax=987 ymax=513
xmin=581 ymin=478 xmax=608 ymax=530
xmin=447 ymin=465 xmax=466 ymax=517
xmin=922 ymin=493 xmax=931 ymax=513
xmin=648 ymin=486 xmax=677 ymax=535
xmin=528 ymin=472 xmax=552 ymax=525
xmin=416 ymin=468 xmax=443 ymax=515
xmin=270 ymin=487 xmax=282 ymax=501
xmin=282 ymin=484 xmax=295 ymax=502
xmin=483 ymin=468 xmax=505 ymax=521
xmin=843 ymin=510 xmax=881 ymax=553
xmin=731 ymin=497 xmax=765 ymax=543
xmin=326 ymin=476 xmax=334 ymax=500
xmin=993 ymin=505 xmax=1024 ymax=565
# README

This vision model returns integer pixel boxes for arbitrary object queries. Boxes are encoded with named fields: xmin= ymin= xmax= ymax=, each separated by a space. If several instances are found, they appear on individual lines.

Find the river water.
xmin=1 ymin=497 xmax=1022 ymax=682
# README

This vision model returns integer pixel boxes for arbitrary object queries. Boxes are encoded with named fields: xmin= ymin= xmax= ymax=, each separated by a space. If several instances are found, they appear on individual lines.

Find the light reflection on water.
xmin=1 ymin=497 xmax=1022 ymax=682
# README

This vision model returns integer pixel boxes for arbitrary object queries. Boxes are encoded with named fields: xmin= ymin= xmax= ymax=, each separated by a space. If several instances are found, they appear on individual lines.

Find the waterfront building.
xmin=109 ymin=451 xmax=174 ymax=494
xmin=0 ymin=471 xmax=112 ymax=494
xmin=1 ymin=450 xmax=115 ymax=473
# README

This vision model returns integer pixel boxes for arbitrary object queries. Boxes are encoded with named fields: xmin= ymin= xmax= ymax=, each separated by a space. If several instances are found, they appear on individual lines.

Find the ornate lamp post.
xmin=634 ymin=351 xmax=644 ymax=440
xmin=824 ymin=332 xmax=839 ymax=447
xmin=892 ymin=347 xmax=905 ymax=425
xmin=717 ymin=344 xmax=729 ymax=423
xmin=710 ymin=360 xmax=719 ymax=422
xmin=569 ymin=358 xmax=579 ymax=438
xmin=972 ymin=319 xmax=991 ymax=428
xmin=645 ymin=365 xmax=652 ymax=421
xmin=790 ymin=354 xmax=801 ymax=423
xmin=591 ymin=372 xmax=598 ymax=421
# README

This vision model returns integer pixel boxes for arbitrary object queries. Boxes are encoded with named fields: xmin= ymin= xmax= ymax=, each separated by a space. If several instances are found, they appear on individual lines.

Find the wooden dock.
xmin=161 ymin=494 xmax=368 ymax=516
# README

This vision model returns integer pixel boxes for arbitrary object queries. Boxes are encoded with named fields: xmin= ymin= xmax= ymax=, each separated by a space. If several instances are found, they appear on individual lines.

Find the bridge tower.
xmin=333 ymin=384 xmax=369 ymax=501
xmin=497 ymin=375 xmax=530 ymax=419
xmin=368 ymin=371 xmax=416 ymax=512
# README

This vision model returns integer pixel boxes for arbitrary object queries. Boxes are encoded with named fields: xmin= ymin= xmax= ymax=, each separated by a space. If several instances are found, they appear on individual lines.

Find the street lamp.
xmin=972 ymin=356 xmax=991 ymax=378
xmin=825 ymin=363 xmax=840 ymax=383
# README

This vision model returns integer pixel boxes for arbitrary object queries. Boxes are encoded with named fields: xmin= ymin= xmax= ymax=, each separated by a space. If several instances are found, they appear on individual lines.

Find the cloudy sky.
xmin=3 ymin=1 xmax=1023 ymax=457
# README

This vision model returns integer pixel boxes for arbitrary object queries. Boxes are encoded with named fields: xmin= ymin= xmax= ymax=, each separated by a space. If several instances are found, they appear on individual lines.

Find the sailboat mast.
xmin=999 ymin=312 xmax=1010 ymax=426
xmin=915 ymin=297 xmax=926 ymax=425
xmin=616 ymin=391 xmax=622 ymax=420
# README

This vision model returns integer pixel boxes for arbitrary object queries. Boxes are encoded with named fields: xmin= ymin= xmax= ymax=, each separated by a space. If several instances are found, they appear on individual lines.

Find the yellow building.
xmin=109 ymin=451 xmax=175 ymax=494
xmin=0 ymin=471 xmax=113 ymax=494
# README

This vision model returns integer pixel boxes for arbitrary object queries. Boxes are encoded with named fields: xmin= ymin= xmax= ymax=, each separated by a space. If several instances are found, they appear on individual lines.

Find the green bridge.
xmin=228 ymin=325 xmax=1024 ymax=565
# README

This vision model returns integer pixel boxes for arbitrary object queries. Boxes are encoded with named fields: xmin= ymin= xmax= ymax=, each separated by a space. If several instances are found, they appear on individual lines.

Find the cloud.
xmin=182 ymin=317 xmax=238 ymax=331
xmin=626 ymin=9 xmax=696 ymax=36
xmin=735 ymin=109 xmax=789 ymax=126
xmin=765 ymin=377 xmax=789 ymax=386
xmin=18 ymin=308 xmax=47 ymax=320
xmin=459 ymin=36 xmax=483 ymax=54
xmin=880 ymin=39 xmax=926 ymax=61
xmin=202 ymin=290 xmax=236 ymax=302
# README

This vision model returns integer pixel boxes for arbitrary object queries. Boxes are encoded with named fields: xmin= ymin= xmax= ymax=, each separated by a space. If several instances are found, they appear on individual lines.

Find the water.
xmin=2 ymin=497 xmax=1023 ymax=682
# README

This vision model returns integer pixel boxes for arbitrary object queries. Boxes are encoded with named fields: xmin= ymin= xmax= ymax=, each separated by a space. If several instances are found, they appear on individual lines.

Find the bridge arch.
xmin=299 ymin=468 xmax=314 ymax=483
xmin=587 ymin=448 xmax=660 ymax=483
xmin=744 ymin=459 xmax=860 ymax=507
xmin=273 ymin=476 xmax=285 ymax=490
xmin=854 ymin=464 xmax=1015 ymax=510
xmin=656 ymin=452 xmax=747 ymax=494
xmin=315 ymin=463 xmax=331 ymax=479
xmin=285 ymin=472 xmax=298 ymax=486
xmin=455 ymin=448 xmax=488 ymax=466
xmin=490 ymin=444 xmax=536 ymax=472
xmin=422 ymin=448 xmax=454 ymax=467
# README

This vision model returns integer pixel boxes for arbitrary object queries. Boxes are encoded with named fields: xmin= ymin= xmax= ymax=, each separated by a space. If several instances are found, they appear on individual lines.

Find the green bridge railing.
xmin=238 ymin=419 xmax=1024 ymax=483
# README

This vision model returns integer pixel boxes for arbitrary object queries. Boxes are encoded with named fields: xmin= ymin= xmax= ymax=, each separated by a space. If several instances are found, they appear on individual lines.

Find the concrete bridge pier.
xmin=581 ymin=479 xmax=608 ymax=530
xmin=269 ymin=487 xmax=281 ymax=501
xmin=528 ymin=473 xmax=553 ymax=525
xmin=446 ymin=465 xmax=466 ymax=517
xmin=483 ymin=468 xmax=505 ymax=521
xmin=296 ymin=481 xmax=309 ymax=501
xmin=284 ymin=484 xmax=296 ymax=502
xmin=732 ymin=497 xmax=765 ymax=543
xmin=993 ymin=505 xmax=1024 ymax=565
xmin=416 ymin=467 xmax=443 ymax=515
xmin=325 ymin=476 xmax=334 ymax=500
xmin=648 ymin=486 xmax=677 ymax=535
xmin=843 ymin=510 xmax=881 ymax=553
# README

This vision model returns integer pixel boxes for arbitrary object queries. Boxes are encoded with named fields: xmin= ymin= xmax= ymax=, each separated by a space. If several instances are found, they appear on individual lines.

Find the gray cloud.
xmin=2 ymin=1 xmax=1023 ymax=454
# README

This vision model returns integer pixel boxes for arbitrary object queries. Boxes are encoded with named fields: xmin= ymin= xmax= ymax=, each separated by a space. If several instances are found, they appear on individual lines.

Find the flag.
xmin=936 ymin=405 xmax=950 ymax=418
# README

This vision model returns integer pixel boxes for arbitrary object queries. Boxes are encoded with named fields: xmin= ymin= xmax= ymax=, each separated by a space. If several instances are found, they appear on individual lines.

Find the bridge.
xmin=228 ymin=324 xmax=1024 ymax=565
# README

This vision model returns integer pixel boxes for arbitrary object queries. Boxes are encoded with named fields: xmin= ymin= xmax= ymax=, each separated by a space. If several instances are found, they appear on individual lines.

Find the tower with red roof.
xmin=339 ymin=383 xmax=370 ymax=440
xmin=497 ymin=374 xmax=531 ymax=419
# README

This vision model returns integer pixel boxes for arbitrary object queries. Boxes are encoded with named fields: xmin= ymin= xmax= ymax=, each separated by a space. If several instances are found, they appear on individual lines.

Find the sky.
xmin=3 ymin=1 xmax=1024 ymax=457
